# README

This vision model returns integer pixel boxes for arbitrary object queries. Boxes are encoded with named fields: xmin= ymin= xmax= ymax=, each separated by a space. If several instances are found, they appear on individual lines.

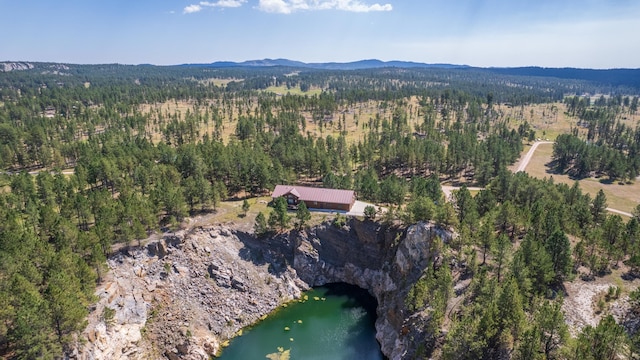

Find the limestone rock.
xmin=75 ymin=220 xmax=450 ymax=360
xmin=76 ymin=225 xmax=306 ymax=359
xmin=395 ymin=221 xmax=441 ymax=276
xmin=292 ymin=220 xmax=447 ymax=359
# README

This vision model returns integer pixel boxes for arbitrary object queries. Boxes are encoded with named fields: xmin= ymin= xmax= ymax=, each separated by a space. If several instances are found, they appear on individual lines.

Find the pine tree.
xmin=406 ymin=196 xmax=436 ymax=224
xmin=493 ymin=234 xmax=511 ymax=282
xmin=591 ymin=189 xmax=608 ymax=225
xmin=536 ymin=298 xmax=568 ymax=359
xmin=9 ymin=274 xmax=60 ymax=359
xmin=269 ymin=197 xmax=290 ymax=231
xmin=573 ymin=315 xmax=626 ymax=360
xmin=545 ymin=230 xmax=573 ymax=282
xmin=519 ymin=235 xmax=554 ymax=293
xmin=242 ymin=198 xmax=250 ymax=216
xmin=478 ymin=212 xmax=496 ymax=265
xmin=295 ymin=201 xmax=311 ymax=230
xmin=453 ymin=185 xmax=478 ymax=229
xmin=254 ymin=212 xmax=268 ymax=237
xmin=496 ymin=278 xmax=526 ymax=343
xmin=46 ymin=259 xmax=89 ymax=345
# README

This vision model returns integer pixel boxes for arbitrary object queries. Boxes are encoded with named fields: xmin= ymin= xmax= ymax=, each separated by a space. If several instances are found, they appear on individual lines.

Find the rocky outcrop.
xmin=76 ymin=227 xmax=306 ymax=359
xmin=293 ymin=220 xmax=452 ymax=359
xmin=75 ymin=220 xmax=451 ymax=360
xmin=1 ymin=62 xmax=34 ymax=72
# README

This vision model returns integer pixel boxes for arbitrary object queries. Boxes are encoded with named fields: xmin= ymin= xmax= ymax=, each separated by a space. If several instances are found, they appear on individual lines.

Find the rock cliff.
xmin=293 ymin=220 xmax=452 ymax=359
xmin=75 ymin=220 xmax=451 ymax=360
xmin=76 ymin=226 xmax=306 ymax=359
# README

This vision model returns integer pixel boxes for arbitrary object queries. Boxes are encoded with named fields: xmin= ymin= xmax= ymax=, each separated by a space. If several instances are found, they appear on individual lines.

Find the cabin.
xmin=44 ymin=106 xmax=56 ymax=118
xmin=271 ymin=185 xmax=356 ymax=212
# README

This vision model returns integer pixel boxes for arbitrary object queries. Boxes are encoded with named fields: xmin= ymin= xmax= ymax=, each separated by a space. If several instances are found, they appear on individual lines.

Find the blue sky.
xmin=1 ymin=0 xmax=639 ymax=68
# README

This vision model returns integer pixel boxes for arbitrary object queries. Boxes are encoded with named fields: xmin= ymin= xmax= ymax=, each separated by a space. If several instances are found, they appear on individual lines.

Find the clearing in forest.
xmin=517 ymin=142 xmax=640 ymax=214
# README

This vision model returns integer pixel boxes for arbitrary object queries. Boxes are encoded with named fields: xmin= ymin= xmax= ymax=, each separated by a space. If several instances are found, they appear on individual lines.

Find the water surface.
xmin=217 ymin=283 xmax=383 ymax=360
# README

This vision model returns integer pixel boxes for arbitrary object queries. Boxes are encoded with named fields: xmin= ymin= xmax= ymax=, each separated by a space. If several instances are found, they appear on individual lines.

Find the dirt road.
xmin=443 ymin=141 xmax=635 ymax=218
xmin=514 ymin=141 xmax=554 ymax=172
xmin=606 ymin=207 xmax=634 ymax=218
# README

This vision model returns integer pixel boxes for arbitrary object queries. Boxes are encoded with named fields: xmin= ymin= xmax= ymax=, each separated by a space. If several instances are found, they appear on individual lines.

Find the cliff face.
xmin=76 ymin=227 xmax=307 ymax=360
xmin=293 ymin=220 xmax=452 ymax=360
xmin=75 ymin=220 xmax=451 ymax=360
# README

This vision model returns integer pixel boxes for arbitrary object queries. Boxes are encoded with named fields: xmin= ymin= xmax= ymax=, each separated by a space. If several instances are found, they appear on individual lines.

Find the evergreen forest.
xmin=1 ymin=62 xmax=640 ymax=359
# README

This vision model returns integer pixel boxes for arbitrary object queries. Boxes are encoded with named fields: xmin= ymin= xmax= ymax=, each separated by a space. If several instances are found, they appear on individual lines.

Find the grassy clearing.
xmin=137 ymin=97 xmax=640 ymax=148
xmin=138 ymin=99 xmax=245 ymax=144
xmin=197 ymin=78 xmax=243 ymax=87
xmin=138 ymin=100 xmax=198 ymax=117
xmin=499 ymin=102 xmax=640 ymax=141
xmin=138 ymin=96 xmax=428 ymax=147
xmin=498 ymin=102 xmax=575 ymax=141
xmin=298 ymin=96 xmax=426 ymax=145
xmin=191 ymin=196 xmax=331 ymax=232
xmin=192 ymin=196 xmax=273 ymax=231
xmin=521 ymin=143 xmax=640 ymax=214
xmin=264 ymin=85 xmax=323 ymax=97
xmin=511 ymin=102 xmax=640 ymax=214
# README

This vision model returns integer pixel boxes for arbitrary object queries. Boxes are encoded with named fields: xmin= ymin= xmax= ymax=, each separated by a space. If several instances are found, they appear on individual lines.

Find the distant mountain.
xmin=179 ymin=59 xmax=640 ymax=88
xmin=303 ymin=59 xmax=468 ymax=70
xmin=182 ymin=58 xmax=470 ymax=70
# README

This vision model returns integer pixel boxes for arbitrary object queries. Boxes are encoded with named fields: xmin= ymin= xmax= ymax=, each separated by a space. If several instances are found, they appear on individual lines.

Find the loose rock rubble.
xmin=75 ymin=226 xmax=306 ymax=359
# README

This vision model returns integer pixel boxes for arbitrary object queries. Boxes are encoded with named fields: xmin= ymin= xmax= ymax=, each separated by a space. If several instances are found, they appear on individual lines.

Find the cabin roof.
xmin=272 ymin=185 xmax=355 ymax=205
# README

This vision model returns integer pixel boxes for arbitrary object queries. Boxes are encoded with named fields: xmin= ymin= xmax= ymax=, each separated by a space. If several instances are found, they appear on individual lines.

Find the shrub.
xmin=364 ymin=205 xmax=377 ymax=220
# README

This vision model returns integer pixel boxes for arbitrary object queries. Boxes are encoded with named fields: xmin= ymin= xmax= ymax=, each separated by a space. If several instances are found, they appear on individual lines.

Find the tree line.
xmin=403 ymin=170 xmax=640 ymax=359
xmin=553 ymin=96 xmax=640 ymax=181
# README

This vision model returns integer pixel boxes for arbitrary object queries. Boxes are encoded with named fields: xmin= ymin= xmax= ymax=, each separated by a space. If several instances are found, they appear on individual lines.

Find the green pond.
xmin=217 ymin=283 xmax=384 ymax=360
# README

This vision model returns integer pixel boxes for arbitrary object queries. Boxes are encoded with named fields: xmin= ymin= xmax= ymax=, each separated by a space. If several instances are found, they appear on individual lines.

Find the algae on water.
xmin=265 ymin=347 xmax=290 ymax=360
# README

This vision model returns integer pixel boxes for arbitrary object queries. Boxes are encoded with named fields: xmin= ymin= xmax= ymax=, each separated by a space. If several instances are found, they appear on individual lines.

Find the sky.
xmin=1 ymin=0 xmax=639 ymax=69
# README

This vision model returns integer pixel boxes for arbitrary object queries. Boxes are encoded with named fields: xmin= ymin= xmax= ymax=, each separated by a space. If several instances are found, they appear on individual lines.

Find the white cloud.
xmin=257 ymin=0 xmax=392 ymax=14
xmin=201 ymin=0 xmax=247 ymax=8
xmin=183 ymin=4 xmax=202 ymax=13
xmin=258 ymin=0 xmax=294 ymax=14
xmin=184 ymin=0 xmax=247 ymax=14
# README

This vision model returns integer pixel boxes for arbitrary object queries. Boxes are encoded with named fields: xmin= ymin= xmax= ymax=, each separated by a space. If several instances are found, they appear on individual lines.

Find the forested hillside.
xmin=1 ymin=62 xmax=640 ymax=359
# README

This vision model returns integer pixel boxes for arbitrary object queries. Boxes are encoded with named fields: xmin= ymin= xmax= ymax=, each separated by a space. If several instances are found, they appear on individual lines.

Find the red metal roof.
xmin=272 ymin=185 xmax=355 ymax=205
